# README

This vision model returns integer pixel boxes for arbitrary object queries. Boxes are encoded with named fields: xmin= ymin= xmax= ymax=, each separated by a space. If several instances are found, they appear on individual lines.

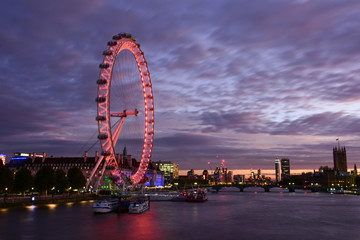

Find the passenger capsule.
xmin=98 ymin=134 xmax=108 ymax=140
xmin=95 ymin=96 xmax=106 ymax=103
xmin=99 ymin=63 xmax=110 ymax=69
xmin=96 ymin=115 xmax=106 ymax=121
xmin=103 ymin=50 xmax=112 ymax=56
xmin=107 ymin=41 xmax=117 ymax=46
xmin=118 ymin=32 xmax=127 ymax=37
xmin=96 ymin=79 xmax=107 ymax=85
xmin=112 ymin=34 xmax=122 ymax=40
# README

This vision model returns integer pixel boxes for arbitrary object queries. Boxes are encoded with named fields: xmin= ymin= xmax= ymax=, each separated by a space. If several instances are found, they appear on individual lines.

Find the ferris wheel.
xmin=86 ymin=33 xmax=154 ymax=190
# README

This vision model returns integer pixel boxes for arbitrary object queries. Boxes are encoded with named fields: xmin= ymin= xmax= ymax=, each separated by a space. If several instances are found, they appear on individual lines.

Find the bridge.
xmin=210 ymin=184 xmax=297 ymax=193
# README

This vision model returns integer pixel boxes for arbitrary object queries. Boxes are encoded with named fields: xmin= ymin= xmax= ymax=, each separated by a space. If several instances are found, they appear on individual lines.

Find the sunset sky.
xmin=1 ymin=0 xmax=359 ymax=171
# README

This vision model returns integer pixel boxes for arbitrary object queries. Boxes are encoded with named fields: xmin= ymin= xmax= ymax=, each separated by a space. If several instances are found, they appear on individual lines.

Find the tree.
xmin=67 ymin=167 xmax=86 ymax=191
xmin=355 ymin=176 xmax=360 ymax=188
xmin=55 ymin=169 xmax=70 ymax=193
xmin=0 ymin=165 xmax=14 ymax=192
xmin=35 ymin=166 xmax=56 ymax=195
xmin=14 ymin=167 xmax=33 ymax=194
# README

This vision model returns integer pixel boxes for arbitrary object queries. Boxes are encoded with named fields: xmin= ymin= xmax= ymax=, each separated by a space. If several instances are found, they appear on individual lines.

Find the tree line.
xmin=0 ymin=162 xmax=86 ymax=195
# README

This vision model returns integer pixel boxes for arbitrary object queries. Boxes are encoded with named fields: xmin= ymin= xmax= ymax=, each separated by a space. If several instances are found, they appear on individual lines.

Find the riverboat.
xmin=93 ymin=197 xmax=119 ymax=213
xmin=171 ymin=190 xmax=188 ymax=202
xmin=186 ymin=189 xmax=208 ymax=202
xmin=128 ymin=197 xmax=150 ymax=214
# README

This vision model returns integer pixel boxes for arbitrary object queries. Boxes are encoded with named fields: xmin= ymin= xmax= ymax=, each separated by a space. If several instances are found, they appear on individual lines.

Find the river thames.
xmin=1 ymin=189 xmax=360 ymax=240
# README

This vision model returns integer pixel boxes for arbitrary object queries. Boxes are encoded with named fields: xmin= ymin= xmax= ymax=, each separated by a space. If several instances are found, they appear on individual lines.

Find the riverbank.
xmin=0 ymin=193 xmax=96 ymax=208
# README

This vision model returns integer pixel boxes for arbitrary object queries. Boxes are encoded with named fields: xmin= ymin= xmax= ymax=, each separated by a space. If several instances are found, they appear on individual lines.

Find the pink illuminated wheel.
xmin=88 ymin=33 xmax=154 ymax=190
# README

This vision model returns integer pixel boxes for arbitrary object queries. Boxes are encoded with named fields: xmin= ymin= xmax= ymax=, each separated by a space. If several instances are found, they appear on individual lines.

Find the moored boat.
xmin=128 ymin=197 xmax=150 ymax=214
xmin=93 ymin=197 xmax=119 ymax=213
xmin=186 ymin=188 xmax=208 ymax=202
xmin=171 ymin=190 xmax=188 ymax=202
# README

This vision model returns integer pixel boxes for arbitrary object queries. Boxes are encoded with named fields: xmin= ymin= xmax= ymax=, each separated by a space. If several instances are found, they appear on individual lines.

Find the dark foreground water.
xmin=1 ymin=189 xmax=360 ymax=240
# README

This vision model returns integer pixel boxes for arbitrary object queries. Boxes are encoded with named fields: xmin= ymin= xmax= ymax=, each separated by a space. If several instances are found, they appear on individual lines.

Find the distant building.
xmin=247 ymin=169 xmax=272 ymax=185
xmin=214 ymin=167 xmax=221 ymax=183
xmin=281 ymin=158 xmax=290 ymax=180
xmin=227 ymin=171 xmax=233 ymax=183
xmin=220 ymin=167 xmax=228 ymax=183
xmin=352 ymin=164 xmax=358 ymax=176
xmin=275 ymin=158 xmax=281 ymax=183
xmin=234 ymin=175 xmax=245 ymax=184
xmin=187 ymin=169 xmax=195 ymax=179
xmin=333 ymin=146 xmax=347 ymax=172
xmin=0 ymin=154 xmax=6 ymax=165
xmin=152 ymin=161 xmax=179 ymax=185
xmin=6 ymin=151 xmax=163 ymax=187
xmin=302 ymin=165 xmax=354 ymax=189
xmin=202 ymin=169 xmax=209 ymax=181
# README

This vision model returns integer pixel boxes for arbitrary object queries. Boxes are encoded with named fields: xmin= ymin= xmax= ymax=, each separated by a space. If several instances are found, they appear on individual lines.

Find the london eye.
xmin=87 ymin=33 xmax=154 ymax=190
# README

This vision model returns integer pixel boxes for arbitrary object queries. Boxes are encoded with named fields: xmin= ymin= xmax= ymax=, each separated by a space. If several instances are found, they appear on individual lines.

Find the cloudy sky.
xmin=1 ymin=0 xmax=360 ymax=171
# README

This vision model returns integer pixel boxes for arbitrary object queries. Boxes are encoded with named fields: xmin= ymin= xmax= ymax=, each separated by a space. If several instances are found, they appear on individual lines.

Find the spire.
xmin=354 ymin=164 xmax=358 ymax=176
xmin=123 ymin=146 xmax=127 ymax=159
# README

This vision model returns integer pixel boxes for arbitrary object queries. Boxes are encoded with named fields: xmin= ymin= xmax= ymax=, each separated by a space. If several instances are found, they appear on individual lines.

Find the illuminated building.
xmin=0 ymin=154 xmax=6 ymax=165
xmin=333 ymin=146 xmax=347 ymax=172
xmin=274 ymin=158 xmax=280 ymax=182
xmin=214 ymin=167 xmax=221 ymax=183
xmin=6 ymin=151 xmax=163 ymax=187
xmin=152 ymin=161 xmax=179 ymax=185
xmin=234 ymin=175 xmax=245 ymax=184
xmin=257 ymin=168 xmax=261 ymax=178
xmin=281 ymin=158 xmax=290 ymax=180
xmin=275 ymin=158 xmax=280 ymax=183
xmin=303 ymin=165 xmax=355 ymax=189
xmin=220 ymin=167 xmax=227 ymax=183
xmin=227 ymin=171 xmax=233 ymax=183
xmin=202 ymin=169 xmax=209 ymax=181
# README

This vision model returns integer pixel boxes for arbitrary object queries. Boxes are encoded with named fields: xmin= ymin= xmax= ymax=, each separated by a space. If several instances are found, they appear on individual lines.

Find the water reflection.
xmin=26 ymin=205 xmax=36 ymax=211
xmin=46 ymin=203 xmax=57 ymax=210
xmin=1 ymin=193 xmax=360 ymax=240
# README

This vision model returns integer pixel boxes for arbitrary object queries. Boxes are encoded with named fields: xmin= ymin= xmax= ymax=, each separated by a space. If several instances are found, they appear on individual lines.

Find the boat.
xmin=93 ymin=197 xmax=119 ymax=213
xmin=186 ymin=188 xmax=208 ymax=202
xmin=171 ymin=190 xmax=188 ymax=202
xmin=128 ymin=197 xmax=150 ymax=214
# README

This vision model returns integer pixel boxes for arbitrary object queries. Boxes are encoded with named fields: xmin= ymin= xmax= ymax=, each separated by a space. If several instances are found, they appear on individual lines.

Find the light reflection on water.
xmin=0 ymin=192 xmax=360 ymax=240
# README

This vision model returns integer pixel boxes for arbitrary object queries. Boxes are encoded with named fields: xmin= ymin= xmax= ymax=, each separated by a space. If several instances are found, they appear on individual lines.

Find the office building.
xmin=0 ymin=154 xmax=6 ymax=165
xmin=149 ymin=161 xmax=179 ymax=186
xmin=281 ymin=158 xmax=290 ymax=180
xmin=275 ymin=158 xmax=280 ymax=183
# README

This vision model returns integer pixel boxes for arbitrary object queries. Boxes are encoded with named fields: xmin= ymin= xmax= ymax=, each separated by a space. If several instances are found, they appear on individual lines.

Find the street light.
xmin=4 ymin=188 xmax=8 ymax=203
